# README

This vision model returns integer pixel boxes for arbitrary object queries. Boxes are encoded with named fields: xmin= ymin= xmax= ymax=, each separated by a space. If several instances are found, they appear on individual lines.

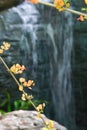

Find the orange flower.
xmin=77 ymin=15 xmax=84 ymax=21
xmin=26 ymin=0 xmax=39 ymax=4
xmin=54 ymin=0 xmax=65 ymax=11
xmin=54 ymin=0 xmax=64 ymax=7
xmin=54 ymin=0 xmax=70 ymax=11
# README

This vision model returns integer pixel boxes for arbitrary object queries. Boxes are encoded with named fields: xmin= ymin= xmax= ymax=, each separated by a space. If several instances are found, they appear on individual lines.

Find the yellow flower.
xmin=36 ymin=104 xmax=43 ymax=112
xmin=54 ymin=0 xmax=70 ymax=11
xmin=66 ymin=3 xmax=70 ymax=8
xmin=3 ymin=42 xmax=11 ymax=50
xmin=0 ymin=42 xmax=10 ymax=54
xmin=19 ymin=77 xmax=26 ymax=83
xmin=17 ymin=70 xmax=22 ymax=74
xmin=19 ymin=85 xmax=23 ymax=91
xmin=27 ymin=95 xmax=33 ymax=100
xmin=45 ymin=120 xmax=54 ymax=130
xmin=16 ymin=64 xmax=21 ymax=69
xmin=1 ymin=45 xmax=4 ymax=50
xmin=21 ymin=65 xmax=26 ymax=71
xmin=27 ymin=80 xmax=34 ymax=87
xmin=23 ymin=81 xmax=28 ymax=87
xmin=10 ymin=64 xmax=25 ymax=74
xmin=0 ymin=49 xmax=3 ymax=54
xmin=21 ymin=93 xmax=26 ymax=101
xmin=48 ymin=120 xmax=54 ymax=129
xmin=54 ymin=0 xmax=64 ymax=7
xmin=36 ymin=103 xmax=45 ymax=112
xmin=10 ymin=65 xmax=17 ymax=73
xmin=37 ymin=112 xmax=42 ymax=118
xmin=84 ymin=0 xmax=87 ymax=4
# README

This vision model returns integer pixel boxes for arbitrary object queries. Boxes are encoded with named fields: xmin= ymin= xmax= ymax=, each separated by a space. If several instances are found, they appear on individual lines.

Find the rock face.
xmin=0 ymin=110 xmax=67 ymax=130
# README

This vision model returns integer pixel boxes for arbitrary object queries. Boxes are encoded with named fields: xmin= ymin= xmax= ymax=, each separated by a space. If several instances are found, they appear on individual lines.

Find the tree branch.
xmin=0 ymin=0 xmax=24 ymax=11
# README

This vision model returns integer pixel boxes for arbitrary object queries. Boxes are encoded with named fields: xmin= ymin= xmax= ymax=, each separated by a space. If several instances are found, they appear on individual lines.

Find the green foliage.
xmin=13 ymin=99 xmax=48 ymax=110
xmin=64 ymin=0 xmax=71 ymax=4
xmin=0 ymin=91 xmax=11 ymax=112
xmin=0 ymin=90 xmax=48 ymax=112
xmin=0 ymin=110 xmax=6 ymax=115
xmin=14 ymin=100 xmax=34 ymax=110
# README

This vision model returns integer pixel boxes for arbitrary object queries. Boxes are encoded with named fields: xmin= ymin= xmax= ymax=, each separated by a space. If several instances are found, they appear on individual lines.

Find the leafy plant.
xmin=0 ymin=89 xmax=48 ymax=113
xmin=13 ymin=99 xmax=48 ymax=110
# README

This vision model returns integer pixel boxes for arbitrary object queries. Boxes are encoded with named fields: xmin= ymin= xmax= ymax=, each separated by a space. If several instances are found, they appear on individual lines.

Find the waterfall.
xmin=48 ymin=11 xmax=76 ymax=130
xmin=0 ymin=1 xmax=76 ymax=130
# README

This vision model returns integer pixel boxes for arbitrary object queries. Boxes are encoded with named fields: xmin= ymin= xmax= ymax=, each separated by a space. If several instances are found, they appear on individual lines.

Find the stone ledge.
xmin=0 ymin=110 xmax=67 ymax=130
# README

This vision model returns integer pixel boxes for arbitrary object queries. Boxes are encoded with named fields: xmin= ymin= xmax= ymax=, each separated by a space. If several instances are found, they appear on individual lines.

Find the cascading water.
xmin=0 ymin=1 xmax=75 ymax=130
xmin=48 ymin=11 xmax=76 ymax=130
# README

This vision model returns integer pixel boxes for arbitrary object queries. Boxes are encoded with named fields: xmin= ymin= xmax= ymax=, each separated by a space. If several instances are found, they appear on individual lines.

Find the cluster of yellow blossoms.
xmin=36 ymin=103 xmax=45 ymax=112
xmin=19 ymin=77 xmax=35 ymax=88
xmin=36 ymin=103 xmax=55 ymax=130
xmin=18 ymin=77 xmax=35 ymax=94
xmin=0 ymin=42 xmax=11 ymax=54
xmin=54 ymin=0 xmax=70 ymax=11
xmin=42 ymin=120 xmax=55 ymax=130
xmin=21 ymin=92 xmax=33 ymax=101
xmin=10 ymin=64 xmax=26 ymax=74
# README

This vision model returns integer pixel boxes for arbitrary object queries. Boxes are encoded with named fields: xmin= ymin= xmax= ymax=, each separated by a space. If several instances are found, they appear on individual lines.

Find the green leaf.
xmin=64 ymin=0 xmax=70 ymax=4
xmin=0 ymin=110 xmax=6 ymax=115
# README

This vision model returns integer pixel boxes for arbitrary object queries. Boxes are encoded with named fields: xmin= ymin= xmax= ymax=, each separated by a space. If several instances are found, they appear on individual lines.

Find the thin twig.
xmin=39 ymin=0 xmax=87 ymax=17
xmin=0 ymin=56 xmax=48 ymax=129
xmin=0 ymin=56 xmax=20 ymax=87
